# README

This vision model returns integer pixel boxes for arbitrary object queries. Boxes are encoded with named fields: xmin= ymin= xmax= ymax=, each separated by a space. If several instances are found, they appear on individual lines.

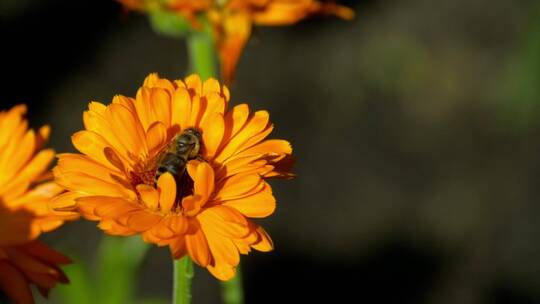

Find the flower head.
xmin=0 ymin=105 xmax=74 ymax=303
xmin=119 ymin=0 xmax=354 ymax=83
xmin=52 ymin=74 xmax=293 ymax=280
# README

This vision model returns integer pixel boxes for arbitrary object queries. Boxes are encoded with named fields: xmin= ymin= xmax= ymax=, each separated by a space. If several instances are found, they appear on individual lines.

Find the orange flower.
xmin=119 ymin=0 xmax=354 ymax=83
xmin=52 ymin=74 xmax=293 ymax=280
xmin=0 ymin=105 xmax=75 ymax=304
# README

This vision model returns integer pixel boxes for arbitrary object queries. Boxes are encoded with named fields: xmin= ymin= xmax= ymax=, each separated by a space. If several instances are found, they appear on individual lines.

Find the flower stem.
xmin=221 ymin=264 xmax=245 ymax=304
xmin=183 ymin=20 xmax=246 ymax=304
xmin=187 ymin=28 xmax=217 ymax=79
xmin=173 ymin=257 xmax=194 ymax=304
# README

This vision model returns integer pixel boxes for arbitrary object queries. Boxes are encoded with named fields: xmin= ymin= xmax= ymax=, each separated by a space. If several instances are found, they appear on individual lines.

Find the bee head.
xmin=176 ymin=128 xmax=202 ymax=157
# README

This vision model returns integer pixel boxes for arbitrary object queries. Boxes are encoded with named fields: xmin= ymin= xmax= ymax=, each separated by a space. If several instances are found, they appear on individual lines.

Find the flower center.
xmin=130 ymin=161 xmax=195 ymax=214
xmin=129 ymin=127 xmax=204 ymax=214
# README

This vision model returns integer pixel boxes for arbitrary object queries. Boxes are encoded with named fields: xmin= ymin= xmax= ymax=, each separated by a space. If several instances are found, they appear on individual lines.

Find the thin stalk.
xmin=187 ymin=28 xmax=217 ymax=79
xmin=171 ymin=28 xmax=216 ymax=304
xmin=173 ymin=257 xmax=194 ymax=304
xmin=180 ymin=23 xmax=246 ymax=304
xmin=221 ymin=264 xmax=245 ymax=304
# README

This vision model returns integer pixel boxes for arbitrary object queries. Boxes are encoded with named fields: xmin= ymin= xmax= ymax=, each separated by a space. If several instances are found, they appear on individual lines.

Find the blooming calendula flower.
xmin=0 ymin=105 xmax=75 ymax=303
xmin=52 ymin=74 xmax=293 ymax=280
xmin=119 ymin=0 xmax=354 ymax=83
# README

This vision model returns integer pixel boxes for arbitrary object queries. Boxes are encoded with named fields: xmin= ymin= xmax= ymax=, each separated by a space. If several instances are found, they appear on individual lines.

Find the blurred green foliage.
xmin=55 ymin=236 xmax=151 ymax=304
xmin=498 ymin=4 xmax=540 ymax=129
xmin=149 ymin=9 xmax=191 ymax=38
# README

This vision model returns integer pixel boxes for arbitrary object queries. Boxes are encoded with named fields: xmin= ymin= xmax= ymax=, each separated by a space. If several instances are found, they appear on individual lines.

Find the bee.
xmin=154 ymin=127 xmax=202 ymax=184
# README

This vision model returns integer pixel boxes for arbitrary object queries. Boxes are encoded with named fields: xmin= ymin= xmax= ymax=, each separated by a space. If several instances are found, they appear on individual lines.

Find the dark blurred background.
xmin=3 ymin=0 xmax=540 ymax=303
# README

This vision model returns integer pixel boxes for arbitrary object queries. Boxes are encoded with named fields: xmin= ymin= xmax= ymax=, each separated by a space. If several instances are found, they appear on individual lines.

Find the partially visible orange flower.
xmin=52 ymin=73 xmax=293 ymax=280
xmin=119 ymin=0 xmax=354 ymax=83
xmin=0 ymin=105 xmax=75 ymax=304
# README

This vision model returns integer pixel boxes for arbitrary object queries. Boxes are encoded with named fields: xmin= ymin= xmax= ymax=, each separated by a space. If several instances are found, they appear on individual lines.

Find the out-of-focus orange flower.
xmin=119 ymin=0 xmax=354 ymax=83
xmin=52 ymin=74 xmax=293 ymax=280
xmin=0 ymin=105 xmax=75 ymax=304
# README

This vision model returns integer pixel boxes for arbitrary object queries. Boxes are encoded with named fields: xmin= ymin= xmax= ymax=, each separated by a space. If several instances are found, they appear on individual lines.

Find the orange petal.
xmin=201 ymin=113 xmax=224 ymax=158
xmin=185 ymin=74 xmax=202 ymax=96
xmin=0 ymin=209 xmax=33 ymax=246
xmin=198 ymin=206 xmax=249 ymax=238
xmin=83 ymin=108 xmax=133 ymax=162
xmin=71 ymin=130 xmax=127 ymax=171
xmin=222 ymin=184 xmax=275 ymax=218
xmin=236 ymin=124 xmax=274 ymax=155
xmin=0 ymin=128 xmax=34 ymax=179
xmin=187 ymin=161 xmax=214 ymax=204
xmin=25 ymin=272 xmax=57 ymax=289
xmin=56 ymin=153 xmax=125 ymax=184
xmin=171 ymin=88 xmax=192 ymax=130
xmin=147 ymin=221 xmax=175 ymax=240
xmin=219 ymin=12 xmax=252 ymax=85
xmin=188 ymin=95 xmax=202 ymax=128
xmin=3 ymin=247 xmax=58 ymax=275
xmin=146 ymin=121 xmax=168 ymax=156
xmin=88 ymin=101 xmax=107 ymax=113
xmin=185 ymin=221 xmax=211 ymax=267
xmin=252 ymin=1 xmax=311 ymax=25
xmin=0 ymin=149 xmax=54 ymax=199
xmin=106 ymin=103 xmax=147 ymax=156
xmin=157 ymin=172 xmax=176 ymax=213
xmin=215 ymin=173 xmax=262 ymax=201
xmin=217 ymin=155 xmax=267 ymax=179
xmin=143 ymin=73 xmax=160 ymax=87
xmin=76 ymin=196 xmax=139 ymax=219
xmin=199 ymin=92 xmax=226 ymax=127
xmin=54 ymin=169 xmax=135 ymax=200
xmin=0 ymin=261 xmax=33 ymax=304
xmin=19 ymin=241 xmax=72 ymax=265
xmin=202 ymin=78 xmax=221 ymax=96
xmin=164 ymin=215 xmax=189 ymax=235
xmin=35 ymin=124 xmax=51 ymax=150
xmin=320 ymin=3 xmax=355 ymax=20
xmin=182 ymin=195 xmax=203 ymax=217
xmin=251 ymin=225 xmax=274 ymax=252
xmin=112 ymin=95 xmax=137 ymax=113
xmin=136 ymin=184 xmax=159 ymax=210
xmin=203 ymin=228 xmax=239 ymax=267
xmin=126 ymin=211 xmax=162 ymax=232
xmin=169 ymin=237 xmax=187 ymax=259
xmin=134 ymin=87 xmax=154 ymax=131
xmin=223 ymin=104 xmax=249 ymax=141
xmin=231 ymin=139 xmax=292 ymax=159
xmin=150 ymin=88 xmax=172 ymax=128
xmin=216 ymin=110 xmax=269 ymax=163
xmin=98 ymin=219 xmax=137 ymax=236
xmin=207 ymin=263 xmax=236 ymax=281
xmin=142 ymin=230 xmax=171 ymax=246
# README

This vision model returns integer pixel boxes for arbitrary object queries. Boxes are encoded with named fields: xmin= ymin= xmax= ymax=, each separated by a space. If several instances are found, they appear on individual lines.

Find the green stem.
xmin=173 ymin=257 xmax=194 ymax=304
xmin=187 ymin=28 xmax=217 ymax=79
xmin=183 ymin=21 xmax=246 ymax=304
xmin=221 ymin=264 xmax=245 ymax=304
